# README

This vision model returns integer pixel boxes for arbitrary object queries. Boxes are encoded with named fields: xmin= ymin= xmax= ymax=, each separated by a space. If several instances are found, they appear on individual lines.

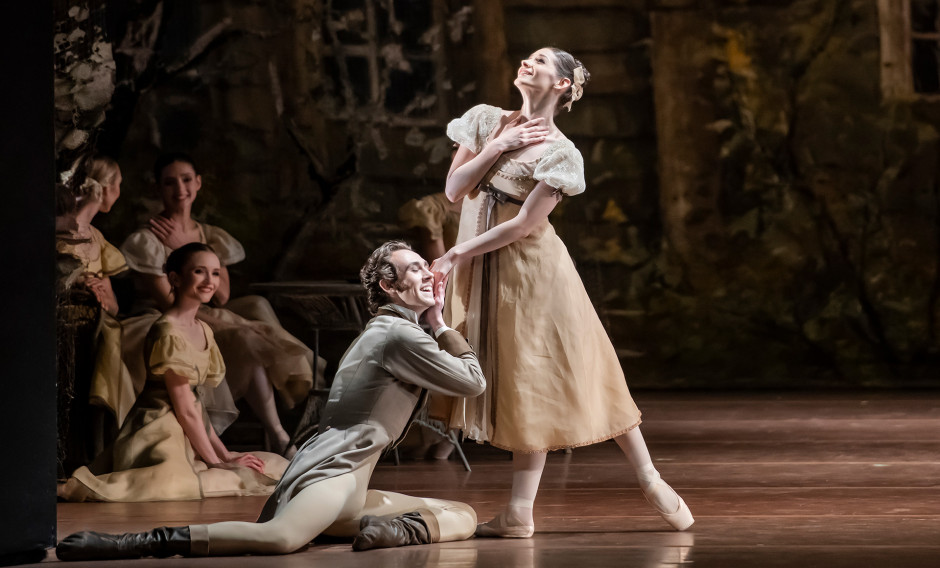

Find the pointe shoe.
xmin=643 ymin=478 xmax=694 ymax=531
xmin=474 ymin=512 xmax=534 ymax=539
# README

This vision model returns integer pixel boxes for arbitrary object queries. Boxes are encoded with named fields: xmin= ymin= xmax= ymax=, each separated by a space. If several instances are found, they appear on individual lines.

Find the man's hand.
xmin=424 ymin=278 xmax=447 ymax=332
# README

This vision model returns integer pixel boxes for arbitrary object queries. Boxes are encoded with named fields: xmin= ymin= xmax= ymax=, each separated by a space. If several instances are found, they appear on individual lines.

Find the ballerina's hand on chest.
xmin=443 ymin=48 xmax=573 ymax=204
xmin=432 ymin=47 xmax=577 ymax=283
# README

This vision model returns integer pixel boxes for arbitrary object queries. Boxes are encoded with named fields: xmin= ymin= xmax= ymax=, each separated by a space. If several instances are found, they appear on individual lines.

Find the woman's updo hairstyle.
xmin=164 ymin=242 xmax=217 ymax=277
xmin=59 ymin=177 xmax=103 ymax=215
xmin=548 ymin=47 xmax=591 ymax=114
xmin=153 ymin=151 xmax=199 ymax=184
xmin=85 ymin=154 xmax=120 ymax=187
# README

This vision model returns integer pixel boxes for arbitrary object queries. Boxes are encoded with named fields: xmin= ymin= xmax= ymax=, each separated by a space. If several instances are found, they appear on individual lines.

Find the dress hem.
xmin=472 ymin=416 xmax=643 ymax=454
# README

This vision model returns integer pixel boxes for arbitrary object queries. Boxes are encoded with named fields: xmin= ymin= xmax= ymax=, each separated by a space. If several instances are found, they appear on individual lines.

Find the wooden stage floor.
xmin=38 ymin=390 xmax=940 ymax=567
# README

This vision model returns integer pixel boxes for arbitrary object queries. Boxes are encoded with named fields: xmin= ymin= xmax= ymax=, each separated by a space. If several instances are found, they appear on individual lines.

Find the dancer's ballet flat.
xmin=643 ymin=477 xmax=694 ymax=531
xmin=474 ymin=513 xmax=535 ymax=539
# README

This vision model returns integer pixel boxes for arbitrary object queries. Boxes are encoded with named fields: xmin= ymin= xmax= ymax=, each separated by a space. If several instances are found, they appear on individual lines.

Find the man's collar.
xmin=377 ymin=303 xmax=420 ymax=325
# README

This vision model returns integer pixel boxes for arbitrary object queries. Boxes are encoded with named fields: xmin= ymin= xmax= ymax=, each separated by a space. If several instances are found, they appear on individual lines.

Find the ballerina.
xmin=430 ymin=46 xmax=694 ymax=537
xmin=59 ymin=243 xmax=287 ymax=502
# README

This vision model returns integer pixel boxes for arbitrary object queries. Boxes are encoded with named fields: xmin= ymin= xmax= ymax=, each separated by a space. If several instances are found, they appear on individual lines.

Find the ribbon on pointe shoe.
xmin=643 ymin=475 xmax=694 ymax=531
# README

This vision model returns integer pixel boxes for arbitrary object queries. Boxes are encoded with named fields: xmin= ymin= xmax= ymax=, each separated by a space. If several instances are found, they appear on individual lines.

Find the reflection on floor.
xmin=45 ymin=390 xmax=940 ymax=567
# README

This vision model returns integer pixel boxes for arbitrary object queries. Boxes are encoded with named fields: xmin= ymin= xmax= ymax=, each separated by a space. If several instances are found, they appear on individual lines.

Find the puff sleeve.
xmin=398 ymin=194 xmax=449 ymax=241
xmin=532 ymin=140 xmax=586 ymax=197
xmin=147 ymin=321 xmax=226 ymax=389
xmin=201 ymin=224 xmax=246 ymax=267
xmin=148 ymin=333 xmax=200 ymax=385
xmin=446 ymin=104 xmax=503 ymax=154
xmin=92 ymin=227 xmax=128 ymax=276
xmin=121 ymin=229 xmax=167 ymax=276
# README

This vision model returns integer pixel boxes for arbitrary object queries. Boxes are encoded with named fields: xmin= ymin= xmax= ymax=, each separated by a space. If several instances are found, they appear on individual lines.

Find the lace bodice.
xmin=446 ymin=104 xmax=586 ymax=197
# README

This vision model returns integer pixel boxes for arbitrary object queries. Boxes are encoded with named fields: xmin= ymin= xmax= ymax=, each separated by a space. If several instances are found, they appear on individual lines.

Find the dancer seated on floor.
xmin=120 ymin=152 xmax=316 ymax=457
xmin=429 ymin=46 xmax=693 ymax=537
xmin=54 ymin=155 xmax=128 ymax=475
xmin=58 ymin=243 xmax=289 ymax=503
xmin=56 ymin=240 xmax=486 ymax=560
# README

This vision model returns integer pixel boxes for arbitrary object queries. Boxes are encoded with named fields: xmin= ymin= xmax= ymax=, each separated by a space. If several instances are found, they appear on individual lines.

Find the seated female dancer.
xmin=56 ymin=241 xmax=484 ymax=559
xmin=120 ymin=152 xmax=315 ymax=457
xmin=54 ymin=155 xmax=128 ymax=474
xmin=430 ymin=47 xmax=693 ymax=536
xmin=56 ymin=155 xmax=125 ymax=315
xmin=59 ymin=243 xmax=288 ymax=502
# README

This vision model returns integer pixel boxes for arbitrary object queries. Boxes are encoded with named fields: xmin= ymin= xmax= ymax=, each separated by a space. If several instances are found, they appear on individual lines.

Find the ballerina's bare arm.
xmin=165 ymin=370 xmax=264 ymax=473
xmin=444 ymin=116 xmax=549 ymax=203
xmin=206 ymin=419 xmax=264 ymax=473
xmin=165 ymin=370 xmax=224 ymax=465
xmin=431 ymin=181 xmax=561 ymax=279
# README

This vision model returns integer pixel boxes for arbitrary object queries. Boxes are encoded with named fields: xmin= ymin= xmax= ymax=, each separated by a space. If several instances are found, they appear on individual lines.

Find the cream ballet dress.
xmin=437 ymin=104 xmax=641 ymax=453
xmin=56 ymin=226 xmax=133 ymax=421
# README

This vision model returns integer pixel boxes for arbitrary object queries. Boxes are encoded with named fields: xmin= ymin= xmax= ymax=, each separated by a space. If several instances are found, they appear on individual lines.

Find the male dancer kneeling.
xmin=57 ymin=241 xmax=485 ymax=559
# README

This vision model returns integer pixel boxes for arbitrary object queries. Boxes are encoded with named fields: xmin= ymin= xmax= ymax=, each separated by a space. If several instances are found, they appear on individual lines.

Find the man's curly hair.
xmin=360 ymin=241 xmax=413 ymax=315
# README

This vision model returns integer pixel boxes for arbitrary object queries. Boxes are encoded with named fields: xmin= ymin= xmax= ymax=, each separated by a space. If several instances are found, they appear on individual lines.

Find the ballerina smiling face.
xmin=159 ymin=160 xmax=202 ymax=211
xmin=515 ymin=47 xmax=588 ymax=113
xmin=169 ymin=250 xmax=221 ymax=304
xmin=514 ymin=48 xmax=561 ymax=92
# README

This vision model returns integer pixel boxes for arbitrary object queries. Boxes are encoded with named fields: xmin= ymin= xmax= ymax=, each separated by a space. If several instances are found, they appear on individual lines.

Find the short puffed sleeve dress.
xmin=438 ymin=104 xmax=641 ymax=453
xmin=120 ymin=222 xmax=316 ymax=421
xmin=60 ymin=316 xmax=288 ymax=501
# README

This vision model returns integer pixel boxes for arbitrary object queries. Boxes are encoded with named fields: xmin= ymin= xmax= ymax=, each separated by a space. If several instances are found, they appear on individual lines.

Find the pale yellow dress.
xmin=56 ymin=226 xmax=136 ymax=428
xmin=439 ymin=104 xmax=641 ymax=453
xmin=120 ymin=222 xmax=315 ymax=421
xmin=60 ymin=316 xmax=287 ymax=502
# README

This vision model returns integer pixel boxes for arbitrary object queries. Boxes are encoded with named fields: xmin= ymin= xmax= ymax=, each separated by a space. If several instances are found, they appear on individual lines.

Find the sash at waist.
xmin=479 ymin=183 xmax=525 ymax=206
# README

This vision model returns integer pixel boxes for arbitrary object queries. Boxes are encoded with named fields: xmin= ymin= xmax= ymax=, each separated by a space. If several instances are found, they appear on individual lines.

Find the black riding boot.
xmin=56 ymin=526 xmax=191 ymax=561
xmin=352 ymin=512 xmax=431 ymax=551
